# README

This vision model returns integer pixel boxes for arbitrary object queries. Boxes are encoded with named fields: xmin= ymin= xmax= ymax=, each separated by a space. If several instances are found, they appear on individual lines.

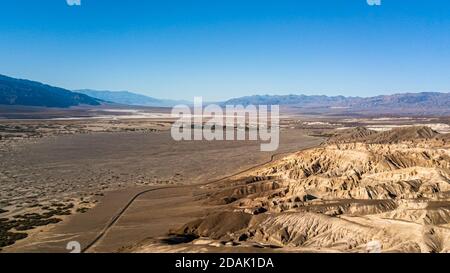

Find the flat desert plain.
xmin=0 ymin=118 xmax=323 ymax=252
xmin=1 ymin=115 xmax=450 ymax=253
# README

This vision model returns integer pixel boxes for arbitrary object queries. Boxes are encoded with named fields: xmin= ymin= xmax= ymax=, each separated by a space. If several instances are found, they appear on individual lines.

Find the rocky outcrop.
xmin=168 ymin=127 xmax=450 ymax=253
xmin=327 ymin=126 xmax=439 ymax=144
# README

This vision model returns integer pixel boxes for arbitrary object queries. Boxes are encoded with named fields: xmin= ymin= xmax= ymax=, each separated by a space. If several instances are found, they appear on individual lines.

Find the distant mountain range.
xmin=1 ymin=73 xmax=450 ymax=114
xmin=223 ymin=93 xmax=450 ymax=114
xmin=75 ymin=89 xmax=188 ymax=107
xmin=0 ymin=74 xmax=187 ymax=108
xmin=224 ymin=94 xmax=350 ymax=106
xmin=0 ymin=74 xmax=102 ymax=108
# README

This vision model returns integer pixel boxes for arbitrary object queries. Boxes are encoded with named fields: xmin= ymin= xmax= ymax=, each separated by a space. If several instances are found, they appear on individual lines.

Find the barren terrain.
xmin=2 ymin=114 xmax=450 ymax=253
xmin=0 ymin=117 xmax=323 ymax=252
xmin=132 ymin=126 xmax=450 ymax=253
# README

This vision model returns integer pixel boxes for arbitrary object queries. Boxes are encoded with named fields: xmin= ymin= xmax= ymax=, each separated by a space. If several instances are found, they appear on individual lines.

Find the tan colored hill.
xmin=152 ymin=126 xmax=450 ymax=253
xmin=328 ymin=126 xmax=439 ymax=144
xmin=326 ymin=127 xmax=378 ymax=144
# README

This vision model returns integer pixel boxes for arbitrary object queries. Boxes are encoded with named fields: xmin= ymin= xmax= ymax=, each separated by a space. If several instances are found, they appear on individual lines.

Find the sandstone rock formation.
xmin=143 ymin=127 xmax=450 ymax=253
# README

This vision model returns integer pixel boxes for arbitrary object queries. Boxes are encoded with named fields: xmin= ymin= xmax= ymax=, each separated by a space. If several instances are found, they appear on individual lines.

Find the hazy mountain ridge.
xmin=224 ymin=92 xmax=450 ymax=111
xmin=0 ymin=74 xmax=101 ymax=108
xmin=75 ymin=89 xmax=189 ymax=107
xmin=224 ymin=94 xmax=351 ymax=106
xmin=2 ymin=73 xmax=450 ymax=112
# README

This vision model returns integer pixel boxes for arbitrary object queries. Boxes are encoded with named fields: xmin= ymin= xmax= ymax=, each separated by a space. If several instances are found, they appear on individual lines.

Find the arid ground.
xmin=0 ymin=115 xmax=323 ymax=252
xmin=1 ymin=112 xmax=450 ymax=253
xmin=134 ymin=126 xmax=450 ymax=253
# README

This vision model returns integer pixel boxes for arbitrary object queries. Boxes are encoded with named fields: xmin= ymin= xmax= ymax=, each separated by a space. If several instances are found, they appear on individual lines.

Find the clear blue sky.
xmin=1 ymin=0 xmax=450 ymax=101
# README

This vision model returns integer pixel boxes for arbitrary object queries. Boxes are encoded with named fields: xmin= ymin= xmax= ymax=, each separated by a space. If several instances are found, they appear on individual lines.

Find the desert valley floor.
xmin=1 ymin=114 xmax=450 ymax=253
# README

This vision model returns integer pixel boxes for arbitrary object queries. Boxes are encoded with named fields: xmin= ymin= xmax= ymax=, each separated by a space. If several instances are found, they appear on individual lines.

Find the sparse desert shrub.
xmin=76 ymin=207 xmax=89 ymax=214
xmin=0 ymin=231 xmax=28 ymax=247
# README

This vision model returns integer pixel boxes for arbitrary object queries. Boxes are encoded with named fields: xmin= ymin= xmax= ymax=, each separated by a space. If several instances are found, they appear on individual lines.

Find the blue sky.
xmin=1 ymin=0 xmax=450 ymax=101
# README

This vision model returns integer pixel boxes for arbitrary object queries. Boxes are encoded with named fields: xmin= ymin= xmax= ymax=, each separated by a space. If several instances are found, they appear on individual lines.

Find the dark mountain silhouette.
xmin=0 ymin=74 xmax=101 ymax=108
